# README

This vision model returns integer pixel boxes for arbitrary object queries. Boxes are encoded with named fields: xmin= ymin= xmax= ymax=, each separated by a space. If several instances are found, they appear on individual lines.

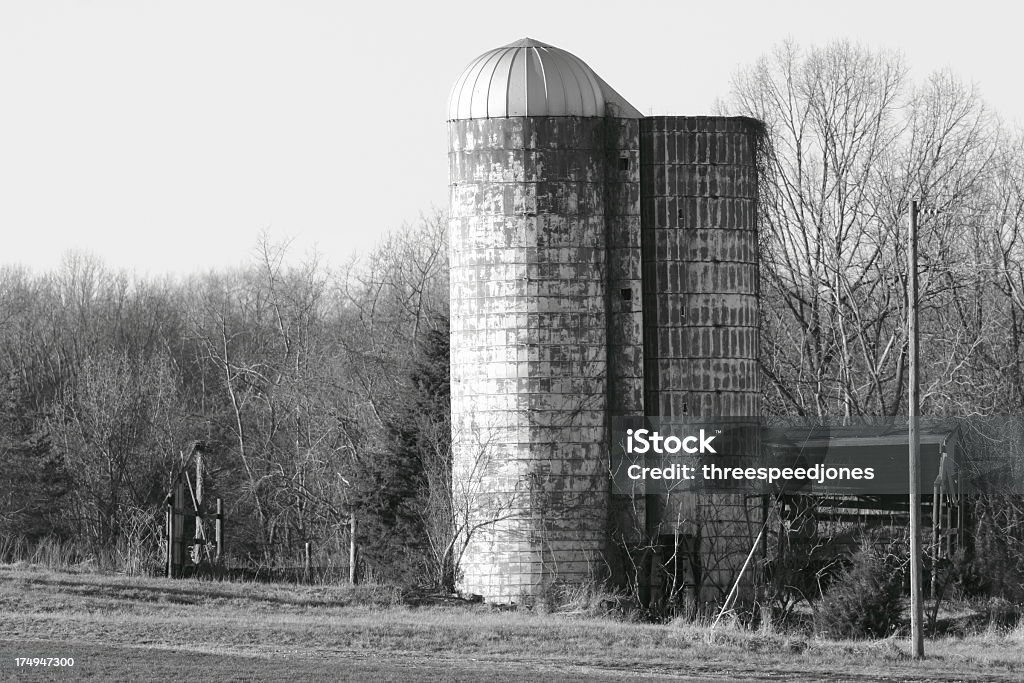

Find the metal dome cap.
xmin=447 ymin=38 xmax=642 ymax=120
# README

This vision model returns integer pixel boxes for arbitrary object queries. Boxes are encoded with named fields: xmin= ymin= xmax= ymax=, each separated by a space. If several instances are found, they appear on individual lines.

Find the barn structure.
xmin=446 ymin=38 xmax=762 ymax=605
xmin=164 ymin=442 xmax=223 ymax=578
xmin=765 ymin=421 xmax=972 ymax=555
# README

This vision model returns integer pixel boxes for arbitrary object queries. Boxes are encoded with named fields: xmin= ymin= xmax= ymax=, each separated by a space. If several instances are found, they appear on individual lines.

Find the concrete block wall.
xmin=603 ymin=117 xmax=650 ymax=589
xmin=604 ymin=117 xmax=645 ymax=420
xmin=639 ymin=116 xmax=762 ymax=604
xmin=449 ymin=117 xmax=612 ymax=602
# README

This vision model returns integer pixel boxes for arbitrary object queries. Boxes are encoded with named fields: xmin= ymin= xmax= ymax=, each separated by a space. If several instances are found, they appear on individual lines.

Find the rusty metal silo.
xmin=640 ymin=116 xmax=760 ymax=416
xmin=639 ymin=116 xmax=762 ymax=604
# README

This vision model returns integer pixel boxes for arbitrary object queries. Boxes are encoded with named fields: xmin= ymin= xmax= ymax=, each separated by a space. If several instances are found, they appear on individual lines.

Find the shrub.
xmin=962 ymin=495 xmax=1024 ymax=602
xmin=533 ymin=580 xmax=631 ymax=617
xmin=764 ymin=534 xmax=850 ymax=623
xmin=814 ymin=534 xmax=907 ymax=639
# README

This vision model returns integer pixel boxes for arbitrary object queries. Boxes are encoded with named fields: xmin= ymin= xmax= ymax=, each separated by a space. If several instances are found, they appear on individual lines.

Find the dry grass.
xmin=1 ymin=565 xmax=1023 ymax=681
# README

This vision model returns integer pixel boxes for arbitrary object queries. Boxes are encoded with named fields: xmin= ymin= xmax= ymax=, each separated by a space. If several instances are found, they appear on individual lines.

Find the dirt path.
xmin=3 ymin=639 xmax=1019 ymax=682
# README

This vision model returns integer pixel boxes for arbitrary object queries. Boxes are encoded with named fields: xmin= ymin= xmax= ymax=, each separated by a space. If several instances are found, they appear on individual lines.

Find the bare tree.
xmin=48 ymin=350 xmax=182 ymax=556
xmin=727 ymin=40 xmax=1004 ymax=416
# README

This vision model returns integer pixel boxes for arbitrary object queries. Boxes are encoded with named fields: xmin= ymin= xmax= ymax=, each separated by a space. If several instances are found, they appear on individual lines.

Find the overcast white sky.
xmin=1 ymin=1 xmax=1021 ymax=277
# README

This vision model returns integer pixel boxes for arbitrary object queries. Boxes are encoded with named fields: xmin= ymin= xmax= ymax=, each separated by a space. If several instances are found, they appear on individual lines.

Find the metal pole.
xmin=709 ymin=523 xmax=766 ymax=634
xmin=908 ymin=199 xmax=925 ymax=658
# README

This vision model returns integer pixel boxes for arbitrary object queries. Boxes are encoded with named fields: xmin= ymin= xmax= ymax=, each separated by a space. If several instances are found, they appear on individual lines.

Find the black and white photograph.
xmin=2 ymin=1 xmax=1024 ymax=680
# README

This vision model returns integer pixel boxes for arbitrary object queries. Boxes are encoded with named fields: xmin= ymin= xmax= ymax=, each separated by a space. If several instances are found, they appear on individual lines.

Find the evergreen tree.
xmin=352 ymin=321 xmax=450 ymax=585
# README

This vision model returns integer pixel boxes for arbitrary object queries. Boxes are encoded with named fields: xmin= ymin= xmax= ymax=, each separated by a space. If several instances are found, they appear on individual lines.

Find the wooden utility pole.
xmin=908 ymin=199 xmax=925 ymax=659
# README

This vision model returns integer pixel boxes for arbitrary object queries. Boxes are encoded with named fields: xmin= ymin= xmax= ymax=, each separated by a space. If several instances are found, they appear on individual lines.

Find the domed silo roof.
xmin=447 ymin=38 xmax=642 ymax=120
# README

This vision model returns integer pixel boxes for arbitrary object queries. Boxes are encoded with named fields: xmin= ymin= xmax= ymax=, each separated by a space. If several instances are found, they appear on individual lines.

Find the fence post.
xmin=195 ymin=451 xmax=204 ymax=545
xmin=165 ymin=504 xmax=173 ymax=578
xmin=349 ymin=516 xmax=357 ymax=585
xmin=215 ymin=498 xmax=223 ymax=560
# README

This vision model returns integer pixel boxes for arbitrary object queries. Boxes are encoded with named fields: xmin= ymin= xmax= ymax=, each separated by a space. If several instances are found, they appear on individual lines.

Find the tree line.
xmin=2 ymin=40 xmax=1024 ymax=590
xmin=0 ymin=217 xmax=452 ymax=585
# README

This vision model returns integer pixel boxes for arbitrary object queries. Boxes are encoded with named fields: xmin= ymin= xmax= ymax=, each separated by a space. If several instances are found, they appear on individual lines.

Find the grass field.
xmin=1 ymin=564 xmax=1023 ymax=682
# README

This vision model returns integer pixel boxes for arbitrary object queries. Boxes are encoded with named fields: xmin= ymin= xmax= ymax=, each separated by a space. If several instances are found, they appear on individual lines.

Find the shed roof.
xmin=764 ymin=421 xmax=971 ymax=496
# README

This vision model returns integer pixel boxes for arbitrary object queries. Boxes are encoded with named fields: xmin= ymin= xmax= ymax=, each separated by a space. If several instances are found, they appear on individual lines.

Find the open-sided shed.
xmin=765 ymin=420 xmax=973 ymax=562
